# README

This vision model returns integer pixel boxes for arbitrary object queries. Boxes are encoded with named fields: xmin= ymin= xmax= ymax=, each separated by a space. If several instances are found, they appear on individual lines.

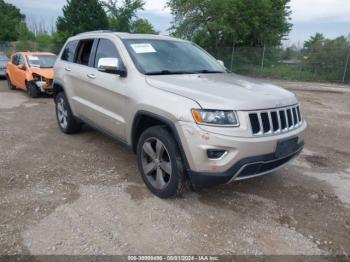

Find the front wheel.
xmin=137 ymin=126 xmax=186 ymax=198
xmin=55 ymin=92 xmax=81 ymax=134
xmin=26 ymin=82 xmax=40 ymax=98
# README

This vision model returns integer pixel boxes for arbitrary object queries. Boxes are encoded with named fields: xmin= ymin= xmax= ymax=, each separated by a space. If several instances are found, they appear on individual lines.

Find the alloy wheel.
xmin=57 ymin=97 xmax=68 ymax=129
xmin=141 ymin=137 xmax=172 ymax=190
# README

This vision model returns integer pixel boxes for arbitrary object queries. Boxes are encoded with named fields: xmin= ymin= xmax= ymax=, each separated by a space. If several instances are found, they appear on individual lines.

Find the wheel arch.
xmin=24 ymin=79 xmax=29 ymax=91
xmin=131 ymin=111 xmax=190 ymax=171
xmin=6 ymin=72 xmax=11 ymax=80
xmin=6 ymin=73 xmax=12 ymax=83
xmin=53 ymin=81 xmax=66 ymax=100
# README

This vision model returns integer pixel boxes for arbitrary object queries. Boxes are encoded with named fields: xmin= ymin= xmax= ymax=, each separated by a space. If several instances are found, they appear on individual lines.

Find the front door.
xmin=84 ymin=38 xmax=127 ymax=140
xmin=12 ymin=54 xmax=27 ymax=90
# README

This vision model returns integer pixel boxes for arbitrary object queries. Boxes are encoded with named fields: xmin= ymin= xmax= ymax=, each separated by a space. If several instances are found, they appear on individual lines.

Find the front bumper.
xmin=175 ymin=120 xmax=306 ymax=188
xmin=188 ymin=142 xmax=303 ymax=188
xmin=33 ymin=80 xmax=54 ymax=94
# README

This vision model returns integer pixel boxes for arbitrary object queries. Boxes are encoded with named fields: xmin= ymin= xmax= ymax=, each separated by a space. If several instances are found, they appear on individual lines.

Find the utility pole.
xmin=230 ymin=45 xmax=235 ymax=71
xmin=230 ymin=34 xmax=236 ymax=72
xmin=299 ymin=49 xmax=304 ymax=80
xmin=342 ymin=48 xmax=350 ymax=83
xmin=260 ymin=45 xmax=266 ymax=73
xmin=342 ymin=34 xmax=350 ymax=83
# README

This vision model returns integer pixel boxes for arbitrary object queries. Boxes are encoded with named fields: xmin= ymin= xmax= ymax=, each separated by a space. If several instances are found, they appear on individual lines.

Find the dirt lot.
xmin=0 ymin=78 xmax=350 ymax=256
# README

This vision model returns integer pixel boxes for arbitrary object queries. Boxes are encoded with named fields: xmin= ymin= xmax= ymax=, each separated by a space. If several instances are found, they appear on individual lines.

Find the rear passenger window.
xmin=61 ymin=40 xmax=78 ymax=62
xmin=94 ymin=39 xmax=121 ymax=68
xmin=75 ymin=39 xmax=94 ymax=66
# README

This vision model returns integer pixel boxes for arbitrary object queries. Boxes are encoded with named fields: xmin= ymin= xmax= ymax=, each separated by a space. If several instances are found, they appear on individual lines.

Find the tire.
xmin=26 ymin=82 xmax=40 ymax=98
xmin=55 ymin=92 xmax=81 ymax=134
xmin=6 ymin=75 xmax=15 ymax=90
xmin=137 ymin=126 xmax=186 ymax=198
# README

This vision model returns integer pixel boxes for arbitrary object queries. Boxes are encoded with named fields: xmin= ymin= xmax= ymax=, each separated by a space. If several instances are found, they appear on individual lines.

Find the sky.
xmin=5 ymin=0 xmax=350 ymax=46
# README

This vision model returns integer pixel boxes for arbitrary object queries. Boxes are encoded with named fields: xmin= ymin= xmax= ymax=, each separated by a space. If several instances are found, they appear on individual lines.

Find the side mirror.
xmin=97 ymin=57 xmax=127 ymax=77
xmin=217 ymin=60 xmax=225 ymax=67
xmin=17 ymin=64 xmax=25 ymax=70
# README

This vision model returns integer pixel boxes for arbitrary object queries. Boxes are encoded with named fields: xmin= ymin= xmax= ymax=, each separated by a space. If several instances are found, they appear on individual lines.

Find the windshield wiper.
xmin=145 ymin=69 xmax=226 ymax=75
xmin=145 ymin=70 xmax=196 ymax=75
xmin=192 ymin=69 xmax=225 ymax=74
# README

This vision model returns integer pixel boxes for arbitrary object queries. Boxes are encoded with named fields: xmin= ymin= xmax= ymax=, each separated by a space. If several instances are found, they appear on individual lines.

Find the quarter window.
xmin=94 ymin=39 xmax=121 ymax=68
xmin=61 ymin=40 xmax=78 ymax=62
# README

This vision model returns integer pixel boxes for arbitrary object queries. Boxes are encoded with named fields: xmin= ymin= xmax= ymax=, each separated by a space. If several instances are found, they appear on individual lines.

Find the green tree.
xmin=167 ymin=0 xmax=292 ymax=54
xmin=16 ymin=22 xmax=35 ymax=41
xmin=15 ymin=21 xmax=36 ymax=51
xmin=304 ymin=33 xmax=325 ymax=50
xmin=303 ymin=34 xmax=350 ymax=81
xmin=36 ymin=33 xmax=54 ymax=51
xmin=0 ymin=0 xmax=26 ymax=41
xmin=51 ymin=31 xmax=71 ymax=52
xmin=104 ymin=0 xmax=144 ymax=32
xmin=283 ymin=45 xmax=300 ymax=60
xmin=131 ymin=19 xmax=158 ymax=34
xmin=56 ymin=0 xmax=108 ymax=38
xmin=103 ymin=0 xmax=157 ymax=34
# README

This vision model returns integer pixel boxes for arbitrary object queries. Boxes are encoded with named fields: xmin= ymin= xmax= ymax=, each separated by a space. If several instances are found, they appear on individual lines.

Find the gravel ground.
xmin=0 ymin=78 xmax=349 ymax=256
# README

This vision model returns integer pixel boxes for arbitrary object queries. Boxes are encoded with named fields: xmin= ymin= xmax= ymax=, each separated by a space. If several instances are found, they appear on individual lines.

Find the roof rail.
xmin=76 ymin=30 xmax=113 ymax=35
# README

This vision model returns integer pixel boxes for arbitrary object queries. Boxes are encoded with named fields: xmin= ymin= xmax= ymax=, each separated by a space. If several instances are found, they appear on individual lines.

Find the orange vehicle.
xmin=6 ymin=52 xmax=57 ymax=98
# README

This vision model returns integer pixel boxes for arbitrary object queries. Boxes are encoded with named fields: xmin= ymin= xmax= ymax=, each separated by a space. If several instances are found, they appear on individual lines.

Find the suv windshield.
xmin=123 ymin=39 xmax=226 ymax=75
xmin=27 ymin=55 xmax=57 ymax=68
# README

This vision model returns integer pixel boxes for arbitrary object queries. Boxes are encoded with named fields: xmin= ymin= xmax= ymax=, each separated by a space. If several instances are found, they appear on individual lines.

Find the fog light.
xmin=207 ymin=149 xmax=227 ymax=160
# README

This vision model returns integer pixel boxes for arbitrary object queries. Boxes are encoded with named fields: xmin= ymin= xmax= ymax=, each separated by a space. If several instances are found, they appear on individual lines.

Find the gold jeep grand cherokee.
xmin=53 ymin=31 xmax=306 ymax=198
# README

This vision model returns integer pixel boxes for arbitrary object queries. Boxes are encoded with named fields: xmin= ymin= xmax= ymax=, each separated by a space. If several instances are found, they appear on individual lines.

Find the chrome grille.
xmin=249 ymin=105 xmax=303 ymax=136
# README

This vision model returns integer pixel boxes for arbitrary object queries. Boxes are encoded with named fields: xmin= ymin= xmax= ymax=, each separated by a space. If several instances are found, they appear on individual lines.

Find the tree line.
xmin=1 ymin=0 xmax=294 ymax=53
xmin=228 ymin=33 xmax=350 ymax=82
xmin=1 ymin=0 xmax=349 ymax=82
xmin=0 ymin=0 xmax=159 ymax=53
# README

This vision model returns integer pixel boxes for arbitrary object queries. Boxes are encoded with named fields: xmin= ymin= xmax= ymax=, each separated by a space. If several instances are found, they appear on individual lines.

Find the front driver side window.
xmin=12 ymin=55 xmax=17 ymax=65
xmin=94 ymin=39 xmax=121 ymax=68
xmin=17 ymin=55 xmax=25 ymax=66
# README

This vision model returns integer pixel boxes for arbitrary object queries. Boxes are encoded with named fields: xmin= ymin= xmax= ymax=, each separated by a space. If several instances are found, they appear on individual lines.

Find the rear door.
xmin=56 ymin=40 xmax=79 ymax=111
xmin=7 ymin=54 xmax=18 ymax=86
xmin=65 ymin=39 xmax=100 ymax=121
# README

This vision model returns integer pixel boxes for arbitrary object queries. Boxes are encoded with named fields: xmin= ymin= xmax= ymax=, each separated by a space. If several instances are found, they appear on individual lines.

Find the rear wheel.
xmin=6 ymin=75 xmax=15 ymax=90
xmin=55 ymin=92 xmax=81 ymax=134
xmin=137 ymin=126 xmax=186 ymax=198
xmin=26 ymin=82 xmax=40 ymax=98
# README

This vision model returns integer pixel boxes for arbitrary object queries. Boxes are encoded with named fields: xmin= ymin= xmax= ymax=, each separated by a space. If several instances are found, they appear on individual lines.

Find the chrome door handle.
xmin=87 ymin=73 xmax=96 ymax=79
xmin=64 ymin=66 xmax=71 ymax=72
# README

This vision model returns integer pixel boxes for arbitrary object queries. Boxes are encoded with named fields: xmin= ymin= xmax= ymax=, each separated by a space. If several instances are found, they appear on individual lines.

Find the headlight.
xmin=192 ymin=109 xmax=239 ymax=126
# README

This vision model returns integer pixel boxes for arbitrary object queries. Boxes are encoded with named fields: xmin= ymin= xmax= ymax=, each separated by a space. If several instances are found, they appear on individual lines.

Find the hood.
xmin=30 ymin=67 xmax=54 ymax=80
xmin=146 ymin=73 xmax=298 ymax=110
